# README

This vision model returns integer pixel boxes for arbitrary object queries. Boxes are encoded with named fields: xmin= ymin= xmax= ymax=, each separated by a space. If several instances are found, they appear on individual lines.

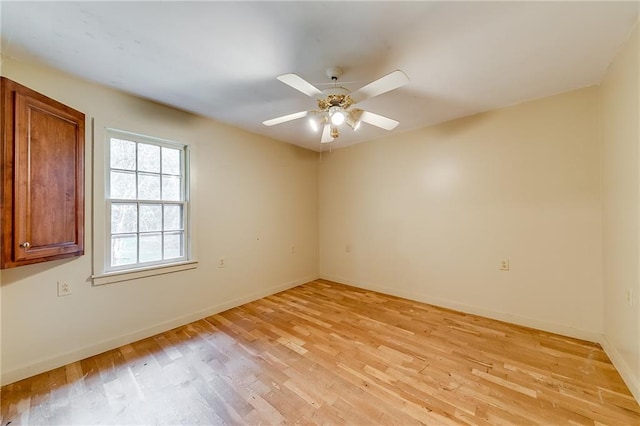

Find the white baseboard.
xmin=319 ymin=274 xmax=602 ymax=343
xmin=1 ymin=275 xmax=318 ymax=386
xmin=599 ymin=334 xmax=640 ymax=404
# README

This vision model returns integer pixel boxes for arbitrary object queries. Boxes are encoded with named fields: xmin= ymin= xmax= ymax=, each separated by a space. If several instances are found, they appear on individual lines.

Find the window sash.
xmin=107 ymin=200 xmax=188 ymax=271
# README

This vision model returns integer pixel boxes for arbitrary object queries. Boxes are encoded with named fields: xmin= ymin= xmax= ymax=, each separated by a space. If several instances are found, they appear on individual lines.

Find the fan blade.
xmin=321 ymin=124 xmax=333 ymax=143
xmin=277 ymin=74 xmax=323 ymax=97
xmin=350 ymin=70 xmax=409 ymax=103
xmin=263 ymin=111 xmax=308 ymax=126
xmin=360 ymin=111 xmax=399 ymax=131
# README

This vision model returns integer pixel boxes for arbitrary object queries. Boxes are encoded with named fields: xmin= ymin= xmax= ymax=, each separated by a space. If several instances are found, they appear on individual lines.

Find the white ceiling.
xmin=1 ymin=1 xmax=638 ymax=152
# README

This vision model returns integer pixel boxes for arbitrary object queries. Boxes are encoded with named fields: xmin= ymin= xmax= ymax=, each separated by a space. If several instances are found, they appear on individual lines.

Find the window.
xmin=106 ymin=129 xmax=189 ymax=272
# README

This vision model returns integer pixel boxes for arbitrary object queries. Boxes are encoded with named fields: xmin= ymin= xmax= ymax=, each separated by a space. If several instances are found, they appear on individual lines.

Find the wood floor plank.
xmin=2 ymin=279 xmax=639 ymax=425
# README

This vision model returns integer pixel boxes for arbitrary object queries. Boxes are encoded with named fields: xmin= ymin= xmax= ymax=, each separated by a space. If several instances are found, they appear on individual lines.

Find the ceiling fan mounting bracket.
xmin=326 ymin=66 xmax=344 ymax=81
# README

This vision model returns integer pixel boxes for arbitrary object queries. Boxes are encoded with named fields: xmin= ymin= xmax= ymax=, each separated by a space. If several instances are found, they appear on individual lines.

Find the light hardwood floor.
xmin=2 ymin=279 xmax=639 ymax=425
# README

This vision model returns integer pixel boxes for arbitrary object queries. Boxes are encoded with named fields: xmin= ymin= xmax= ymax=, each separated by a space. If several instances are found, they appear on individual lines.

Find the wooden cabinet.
xmin=1 ymin=77 xmax=85 ymax=268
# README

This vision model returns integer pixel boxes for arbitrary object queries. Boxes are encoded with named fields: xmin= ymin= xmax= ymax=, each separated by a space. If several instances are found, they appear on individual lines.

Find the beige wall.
xmin=601 ymin=24 xmax=640 ymax=400
xmin=320 ymin=87 xmax=603 ymax=341
xmin=0 ymin=57 xmax=319 ymax=384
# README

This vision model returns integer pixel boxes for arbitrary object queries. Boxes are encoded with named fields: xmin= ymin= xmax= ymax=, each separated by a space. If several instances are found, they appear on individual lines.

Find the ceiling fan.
xmin=263 ymin=67 xmax=409 ymax=144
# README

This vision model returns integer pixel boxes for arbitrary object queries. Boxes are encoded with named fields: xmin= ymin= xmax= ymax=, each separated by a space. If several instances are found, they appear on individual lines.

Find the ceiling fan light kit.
xmin=346 ymin=109 xmax=363 ymax=131
xmin=263 ymin=67 xmax=409 ymax=146
xmin=328 ymin=106 xmax=346 ymax=125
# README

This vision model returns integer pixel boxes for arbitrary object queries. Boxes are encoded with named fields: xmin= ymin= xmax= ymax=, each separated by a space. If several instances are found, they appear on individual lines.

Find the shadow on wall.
xmin=121 ymin=94 xmax=203 ymax=128
xmin=0 ymin=257 xmax=88 ymax=288
xmin=425 ymin=109 xmax=497 ymax=140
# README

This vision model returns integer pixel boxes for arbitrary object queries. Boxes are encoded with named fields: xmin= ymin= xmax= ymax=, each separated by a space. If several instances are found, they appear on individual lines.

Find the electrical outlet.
xmin=499 ymin=258 xmax=510 ymax=271
xmin=626 ymin=288 xmax=633 ymax=306
xmin=345 ymin=244 xmax=351 ymax=254
xmin=218 ymin=257 xmax=225 ymax=268
xmin=57 ymin=281 xmax=72 ymax=297
xmin=291 ymin=245 xmax=296 ymax=254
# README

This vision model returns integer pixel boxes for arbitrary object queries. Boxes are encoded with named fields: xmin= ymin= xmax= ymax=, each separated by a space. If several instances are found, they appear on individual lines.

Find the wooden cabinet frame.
xmin=1 ymin=77 xmax=85 ymax=268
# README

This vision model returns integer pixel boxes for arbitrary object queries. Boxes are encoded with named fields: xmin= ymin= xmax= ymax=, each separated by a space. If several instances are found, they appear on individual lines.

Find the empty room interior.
xmin=1 ymin=1 xmax=640 ymax=424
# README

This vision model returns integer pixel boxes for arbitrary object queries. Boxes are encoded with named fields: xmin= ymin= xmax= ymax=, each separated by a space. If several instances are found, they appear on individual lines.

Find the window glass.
xmin=110 ymin=171 xmax=136 ymax=199
xmin=111 ymin=203 xmax=137 ymax=233
xmin=140 ymin=204 xmax=162 ymax=232
xmin=162 ymin=147 xmax=181 ymax=175
xmin=138 ymin=143 xmax=160 ymax=173
xmin=110 ymin=138 xmax=136 ymax=170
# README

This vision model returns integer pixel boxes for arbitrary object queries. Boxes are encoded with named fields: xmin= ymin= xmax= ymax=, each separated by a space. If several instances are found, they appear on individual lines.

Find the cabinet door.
xmin=1 ymin=78 xmax=85 ymax=268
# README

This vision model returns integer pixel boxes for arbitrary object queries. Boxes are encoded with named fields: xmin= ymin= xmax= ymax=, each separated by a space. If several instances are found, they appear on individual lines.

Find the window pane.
xmin=138 ymin=173 xmax=161 ymax=200
xmin=140 ymin=233 xmax=162 ymax=262
xmin=111 ymin=203 xmax=137 ymax=234
xmin=162 ymin=147 xmax=181 ymax=175
xmin=110 ymin=171 xmax=136 ymax=199
xmin=164 ymin=232 xmax=183 ymax=259
xmin=162 ymin=176 xmax=181 ymax=201
xmin=164 ymin=205 xmax=183 ymax=230
xmin=140 ymin=204 xmax=162 ymax=232
xmin=110 ymin=138 xmax=136 ymax=170
xmin=138 ymin=143 xmax=160 ymax=173
xmin=112 ymin=234 xmax=137 ymax=266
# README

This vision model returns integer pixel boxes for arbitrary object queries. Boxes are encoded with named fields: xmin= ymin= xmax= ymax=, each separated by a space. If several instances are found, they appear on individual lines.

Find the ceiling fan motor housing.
xmin=317 ymin=93 xmax=353 ymax=110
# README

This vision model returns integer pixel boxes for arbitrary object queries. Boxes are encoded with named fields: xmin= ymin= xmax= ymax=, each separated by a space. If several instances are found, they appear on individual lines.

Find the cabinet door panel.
xmin=14 ymin=94 xmax=82 ymax=261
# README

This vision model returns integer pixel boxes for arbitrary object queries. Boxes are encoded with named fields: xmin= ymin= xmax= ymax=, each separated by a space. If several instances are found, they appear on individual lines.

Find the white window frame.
xmin=92 ymin=127 xmax=197 ymax=285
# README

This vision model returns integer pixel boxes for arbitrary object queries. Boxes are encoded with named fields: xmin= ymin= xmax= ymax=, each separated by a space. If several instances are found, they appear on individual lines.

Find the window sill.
xmin=92 ymin=260 xmax=198 ymax=286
